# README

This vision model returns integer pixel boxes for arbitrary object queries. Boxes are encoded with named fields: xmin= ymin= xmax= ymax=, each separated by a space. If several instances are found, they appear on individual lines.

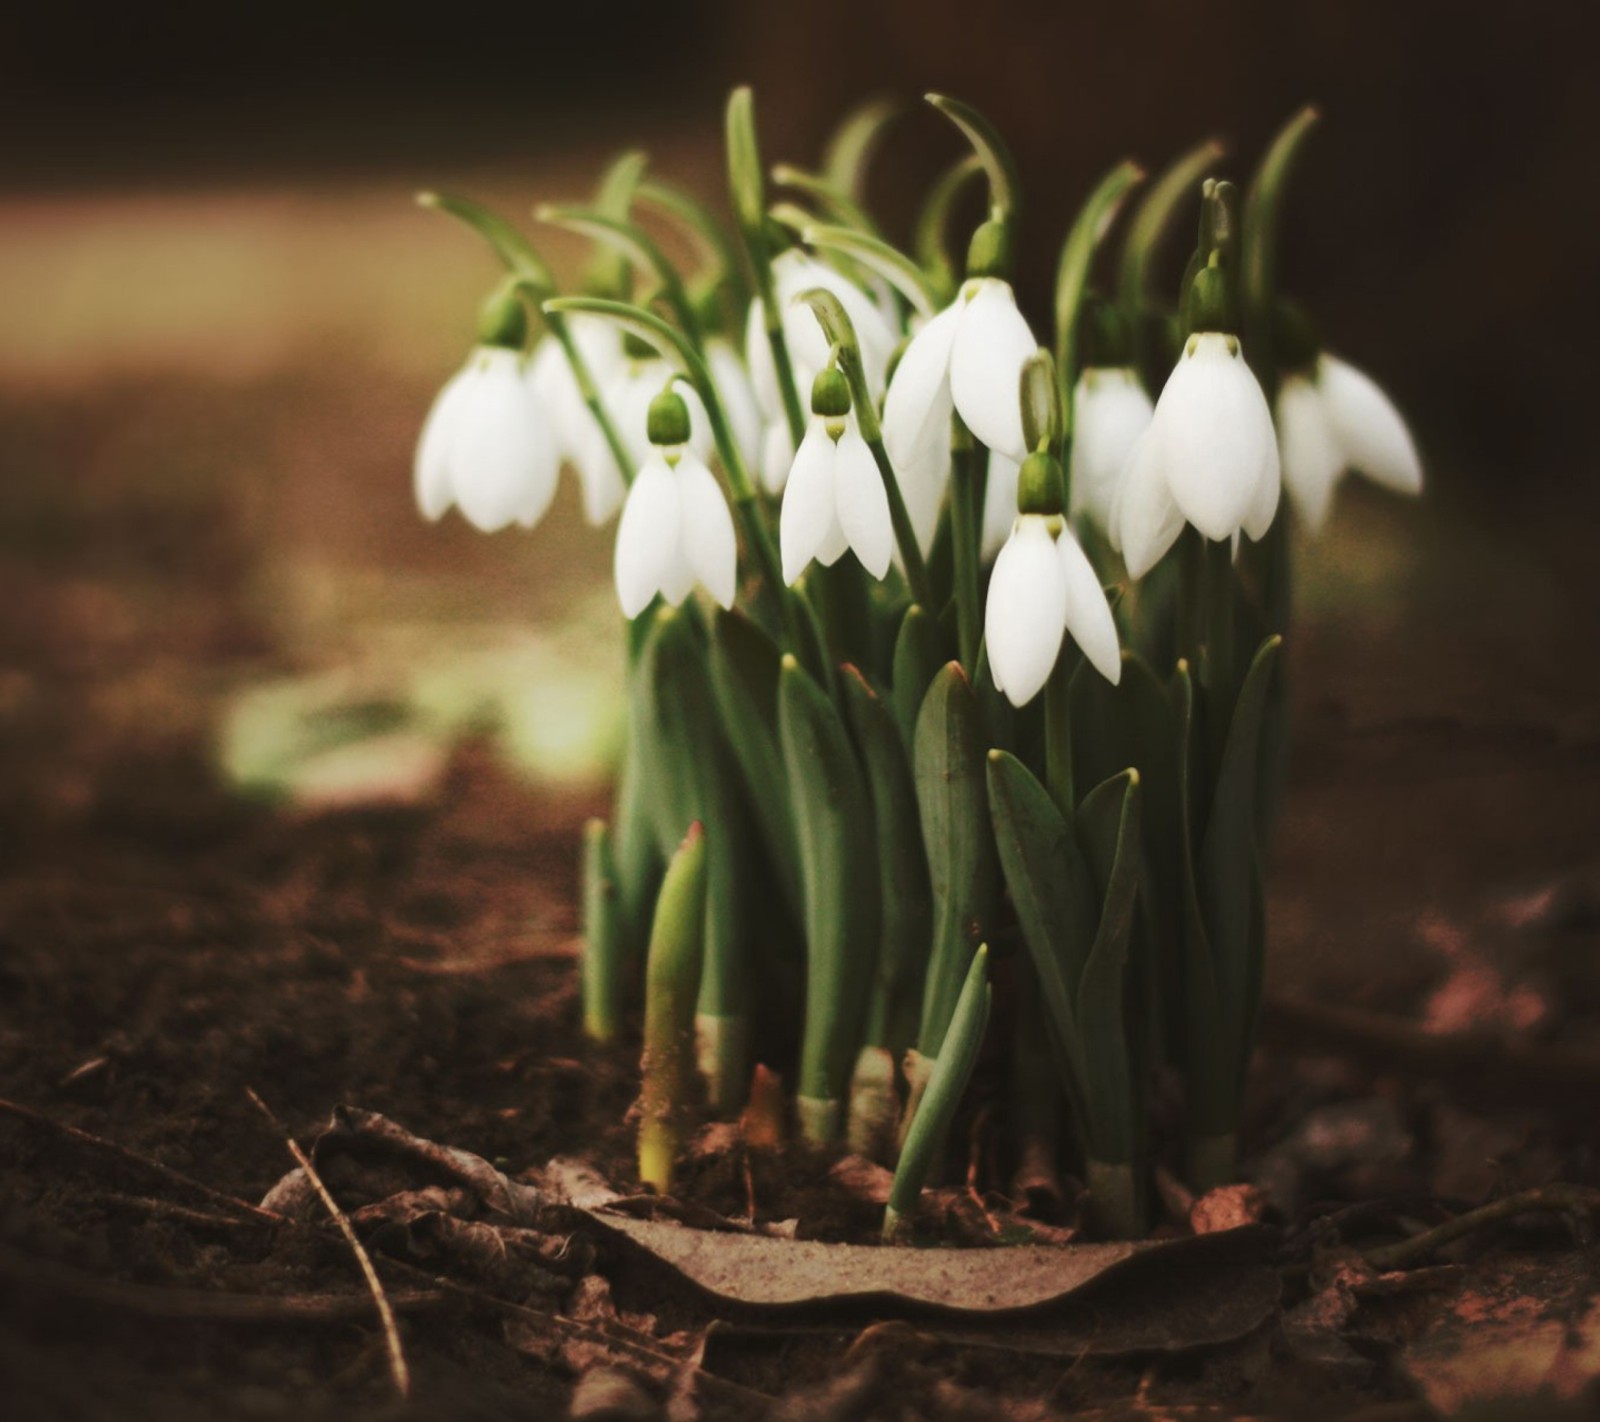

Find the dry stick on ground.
xmin=1260 ymin=996 xmax=1600 ymax=1097
xmin=1362 ymin=1184 xmax=1600 ymax=1272
xmin=0 ymin=1242 xmax=446 ymax=1324
xmin=0 ymin=1094 xmax=284 ymax=1225
xmin=245 ymin=1088 xmax=411 ymax=1400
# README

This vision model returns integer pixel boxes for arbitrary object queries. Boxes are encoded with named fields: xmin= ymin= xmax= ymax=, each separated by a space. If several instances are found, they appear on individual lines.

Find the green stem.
xmin=544 ymin=310 xmax=634 ymax=485
xmin=1043 ymin=652 xmax=1074 ymax=817
xmin=1177 ymin=527 xmax=1205 ymax=669
xmin=949 ymin=421 xmax=982 ymax=673
xmin=1201 ymin=535 xmax=1235 ymax=746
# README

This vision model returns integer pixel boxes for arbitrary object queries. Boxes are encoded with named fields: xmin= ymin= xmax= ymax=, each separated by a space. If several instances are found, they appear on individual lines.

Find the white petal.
xmin=676 ymin=452 xmax=739 ymax=609
xmin=1057 ymin=529 xmax=1121 ymax=685
xmin=981 ymin=450 xmax=1019 ymax=562
xmin=614 ymin=363 xmax=714 ymax=472
xmin=570 ymin=407 xmax=627 ymax=525
xmin=708 ymin=340 xmax=764 ymax=472
xmin=1155 ymin=333 xmax=1276 ymax=543
xmin=1241 ymin=430 xmax=1281 ymax=543
xmin=613 ymin=455 xmax=681 ymax=617
xmin=775 ymin=251 xmax=897 ymax=396
xmin=1117 ymin=427 xmax=1186 ymax=579
xmin=1276 ymin=373 xmax=1342 ymax=533
xmin=984 ymin=516 xmax=1068 ymax=707
xmin=949 ymin=279 xmax=1036 ymax=461
xmin=1070 ymin=368 xmax=1153 ymax=535
xmin=760 ymin=420 xmax=795 ymax=496
xmin=450 ymin=350 xmax=559 ymax=533
xmin=414 ymin=366 xmax=471 ymax=521
xmin=1318 ymin=354 xmax=1423 ymax=497
xmin=744 ymin=297 xmax=784 ymax=422
xmin=833 ymin=429 xmax=894 ymax=579
xmin=882 ymin=303 xmax=960 ymax=472
xmin=780 ymin=421 xmax=840 ymax=584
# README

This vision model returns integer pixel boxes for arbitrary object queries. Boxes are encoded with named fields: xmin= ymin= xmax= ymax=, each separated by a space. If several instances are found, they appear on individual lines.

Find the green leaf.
xmin=801 ymin=223 xmax=938 ymax=317
xmin=1116 ymin=139 xmax=1225 ymax=329
xmin=725 ymin=86 xmax=767 ymax=239
xmin=580 ymin=818 xmax=626 ymax=1045
xmin=772 ymin=165 xmax=880 ymax=236
xmin=841 ymin=666 xmax=932 ymax=1058
xmin=891 ymin=604 xmax=945 ymax=751
xmin=884 ymin=946 xmax=991 ymax=1241
xmin=779 ymin=655 xmax=881 ymax=1142
xmin=416 ymin=191 xmax=555 ymax=291
xmin=706 ymin=609 xmax=801 ymax=919
xmin=925 ymin=93 xmax=1019 ymax=220
xmin=985 ymin=749 xmax=1093 ymax=1123
xmin=536 ymin=205 xmax=700 ymax=340
xmin=914 ymin=154 xmax=984 ymax=303
xmin=1241 ymin=106 xmax=1321 ymax=388
xmin=913 ymin=664 xmax=998 ymax=1058
xmin=1054 ymin=159 xmax=1143 ymax=398
xmin=822 ymin=98 xmax=900 ymax=201
xmin=1198 ymin=634 xmax=1282 ymax=1055
xmin=1073 ymin=770 xmax=1144 ymax=1164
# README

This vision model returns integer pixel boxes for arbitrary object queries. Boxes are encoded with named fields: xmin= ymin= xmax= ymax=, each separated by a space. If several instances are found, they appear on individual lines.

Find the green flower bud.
xmin=1185 ymin=257 xmax=1235 ymax=335
xmin=1016 ymin=450 xmax=1064 ymax=516
xmin=476 ymin=284 xmax=528 ymax=351
xmin=965 ymin=218 xmax=1013 ymax=280
xmin=810 ymin=366 xmax=852 ymax=419
xmin=647 ymin=386 xmax=693 ymax=447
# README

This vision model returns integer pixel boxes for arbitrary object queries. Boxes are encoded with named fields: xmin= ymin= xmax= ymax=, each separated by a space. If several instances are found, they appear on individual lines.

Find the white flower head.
xmin=986 ymin=512 xmax=1122 ymax=707
xmin=414 ymin=345 xmax=561 ymax=533
xmin=608 ymin=358 xmax=714 ymax=474
xmin=780 ymin=369 xmax=894 ymax=584
xmin=527 ymin=316 xmax=627 ymax=526
xmin=612 ymin=390 xmax=738 ymax=619
xmin=1114 ymin=332 xmax=1280 ymax=579
xmin=1070 ymin=367 xmax=1154 ymax=536
xmin=1277 ymin=354 xmax=1423 ymax=533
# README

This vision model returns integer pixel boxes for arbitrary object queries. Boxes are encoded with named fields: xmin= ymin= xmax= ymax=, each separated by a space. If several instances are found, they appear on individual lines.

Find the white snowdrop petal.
xmin=981 ymin=450 xmax=1019 ymax=562
xmin=569 ymin=407 xmax=627 ymax=526
xmin=780 ymin=422 xmax=839 ymax=584
xmin=414 ymin=366 xmax=472 ymax=521
xmin=775 ymin=252 xmax=897 ymax=396
xmin=984 ymin=517 xmax=1068 ymax=707
xmin=677 ymin=452 xmax=740 ymax=609
xmin=1117 ymin=427 xmax=1187 ymax=579
xmin=948 ymin=279 xmax=1036 ymax=462
xmin=1057 ymin=529 xmax=1122 ymax=685
xmin=833 ymin=429 xmax=895 ymax=579
xmin=760 ymin=420 xmax=795 ymax=496
xmin=1154 ymin=335 xmax=1273 ymax=542
xmin=708 ymin=340 xmax=764 ymax=471
xmin=744 ymin=297 xmax=784 ymax=423
xmin=613 ymin=456 xmax=681 ymax=617
xmin=1241 ymin=431 xmax=1282 ymax=543
xmin=1070 ymin=369 xmax=1154 ymax=534
xmin=882 ymin=303 xmax=961 ymax=471
xmin=1276 ymin=374 xmax=1343 ymax=533
xmin=1318 ymin=355 xmax=1423 ymax=497
xmin=452 ymin=352 xmax=559 ymax=533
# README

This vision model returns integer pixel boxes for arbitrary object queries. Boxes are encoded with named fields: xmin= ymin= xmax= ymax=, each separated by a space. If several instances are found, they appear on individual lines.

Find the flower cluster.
xmin=411 ymin=94 xmax=1422 ymax=1237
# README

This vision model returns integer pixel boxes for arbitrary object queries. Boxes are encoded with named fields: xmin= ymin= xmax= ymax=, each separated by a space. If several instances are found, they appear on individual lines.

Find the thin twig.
xmin=0 ymin=1095 xmax=282 ymax=1224
xmin=245 ymin=1088 xmax=411 ymax=1399
xmin=0 ymin=1243 xmax=444 ymax=1323
xmin=86 ymin=1190 xmax=271 ymax=1232
xmin=1362 ymin=1184 xmax=1600 ymax=1271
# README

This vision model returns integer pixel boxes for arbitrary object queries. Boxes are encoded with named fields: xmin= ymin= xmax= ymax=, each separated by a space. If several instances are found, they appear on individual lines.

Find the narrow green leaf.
xmin=772 ymin=165 xmax=880 ymax=236
xmin=891 ymin=604 xmax=945 ymax=751
xmin=841 ymin=666 xmax=932 ymax=1058
xmin=580 ymin=818 xmax=625 ymax=1044
xmin=536 ymin=205 xmax=700 ymax=341
xmin=1116 ymin=139 xmax=1225 ymax=328
xmin=913 ymin=664 xmax=998 ymax=1058
xmin=725 ymin=86 xmax=767 ymax=239
xmin=925 ymin=94 xmax=1020 ymax=220
xmin=779 ymin=655 xmax=881 ymax=1143
xmin=1241 ymin=106 xmax=1321 ymax=390
xmin=416 ymin=191 xmax=555 ymax=290
xmin=586 ymin=149 xmax=649 ymax=299
xmin=914 ymin=154 xmax=984 ymax=302
xmin=884 ymin=946 xmax=991 ymax=1241
xmin=802 ymin=223 xmax=938 ymax=317
xmin=1054 ymin=160 xmax=1144 ymax=402
xmin=822 ymin=97 xmax=900 ymax=200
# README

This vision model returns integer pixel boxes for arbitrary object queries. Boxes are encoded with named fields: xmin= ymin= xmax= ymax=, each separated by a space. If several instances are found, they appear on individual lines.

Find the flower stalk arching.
xmin=821 ymin=97 xmax=900 ymax=201
xmin=915 ymin=154 xmax=986 ymax=303
xmin=797 ymin=289 xmax=934 ymax=608
xmin=925 ymin=93 xmax=1021 ymax=226
xmin=771 ymin=164 xmax=881 ymax=237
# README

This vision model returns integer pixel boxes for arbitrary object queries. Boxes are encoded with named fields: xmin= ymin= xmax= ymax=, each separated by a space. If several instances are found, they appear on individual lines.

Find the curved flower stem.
xmin=925 ymin=93 xmax=1021 ymax=223
xmin=635 ymin=178 xmax=743 ymax=302
xmin=915 ymin=155 xmax=985 ymax=304
xmin=771 ymin=164 xmax=880 ymax=236
xmin=822 ymin=97 xmax=900 ymax=201
xmin=798 ymin=289 xmax=933 ymax=609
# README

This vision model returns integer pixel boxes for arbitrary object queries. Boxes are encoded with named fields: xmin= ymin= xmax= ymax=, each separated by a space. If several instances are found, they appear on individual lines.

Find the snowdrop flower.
xmin=780 ymin=368 xmax=894 ymax=584
xmin=1070 ymin=367 xmax=1154 ymax=536
xmin=1113 ymin=331 xmax=1280 ymax=579
xmin=414 ymin=288 xmax=560 ymax=533
xmin=744 ymin=249 xmax=898 ymax=491
xmin=981 ymin=450 xmax=1019 ymax=562
xmin=606 ymin=354 xmax=714 ymax=474
xmin=706 ymin=338 xmax=764 ymax=473
xmin=613 ymin=387 xmax=738 ymax=619
xmin=1277 ymin=355 xmax=1423 ymax=533
xmin=985 ymin=453 xmax=1121 ymax=707
xmin=527 ymin=314 xmax=627 ymax=525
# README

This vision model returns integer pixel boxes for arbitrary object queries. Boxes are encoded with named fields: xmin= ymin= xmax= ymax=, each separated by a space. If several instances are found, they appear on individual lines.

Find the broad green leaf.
xmin=891 ymin=604 xmax=945 ymax=751
xmin=1073 ymin=770 xmax=1144 ymax=1164
xmin=912 ymin=663 xmax=998 ymax=1058
xmin=779 ymin=655 xmax=880 ymax=1139
xmin=841 ymin=666 xmax=932 ymax=1058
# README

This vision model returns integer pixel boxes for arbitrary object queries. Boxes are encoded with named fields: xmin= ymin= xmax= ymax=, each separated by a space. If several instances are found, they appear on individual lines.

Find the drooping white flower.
xmin=1070 ymin=367 xmax=1154 ymax=536
xmin=527 ymin=315 xmax=627 ymax=525
xmin=779 ymin=414 xmax=894 ymax=584
xmin=883 ymin=277 xmax=1038 ymax=474
xmin=613 ymin=445 xmax=738 ymax=618
xmin=1277 ymin=354 xmax=1423 ymax=533
xmin=758 ymin=421 xmax=794 ymax=497
xmin=606 ymin=359 xmax=714 ymax=473
xmin=706 ymin=338 xmax=764 ymax=473
xmin=1113 ymin=332 xmax=1280 ymax=579
xmin=981 ymin=450 xmax=1019 ymax=562
xmin=985 ymin=514 xmax=1122 ymax=706
xmin=414 ymin=346 xmax=561 ymax=533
